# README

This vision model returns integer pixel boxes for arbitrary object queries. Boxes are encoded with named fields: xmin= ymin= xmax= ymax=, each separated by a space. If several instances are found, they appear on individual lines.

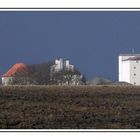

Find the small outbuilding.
xmin=2 ymin=63 xmax=29 ymax=85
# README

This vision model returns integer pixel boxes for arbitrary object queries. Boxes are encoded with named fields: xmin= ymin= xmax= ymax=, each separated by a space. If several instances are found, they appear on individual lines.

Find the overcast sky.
xmin=0 ymin=11 xmax=140 ymax=80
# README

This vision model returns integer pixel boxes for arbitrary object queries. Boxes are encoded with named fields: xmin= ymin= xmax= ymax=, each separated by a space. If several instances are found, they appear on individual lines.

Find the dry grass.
xmin=0 ymin=85 xmax=139 ymax=129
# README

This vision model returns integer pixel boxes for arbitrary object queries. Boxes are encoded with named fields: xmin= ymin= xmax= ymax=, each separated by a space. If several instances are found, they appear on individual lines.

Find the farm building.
xmin=2 ymin=63 xmax=30 ymax=85
xmin=50 ymin=58 xmax=85 ymax=85
xmin=119 ymin=54 xmax=140 ymax=85
xmin=50 ymin=58 xmax=74 ymax=74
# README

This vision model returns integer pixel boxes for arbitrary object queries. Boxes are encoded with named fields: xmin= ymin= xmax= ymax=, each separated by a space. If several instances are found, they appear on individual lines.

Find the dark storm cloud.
xmin=0 ymin=11 xmax=140 ymax=80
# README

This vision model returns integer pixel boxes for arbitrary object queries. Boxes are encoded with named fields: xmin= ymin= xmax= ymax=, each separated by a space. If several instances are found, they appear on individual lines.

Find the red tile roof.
xmin=3 ymin=63 xmax=29 ymax=77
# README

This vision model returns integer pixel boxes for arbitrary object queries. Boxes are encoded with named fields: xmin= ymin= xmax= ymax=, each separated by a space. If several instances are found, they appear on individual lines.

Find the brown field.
xmin=0 ymin=85 xmax=140 ymax=129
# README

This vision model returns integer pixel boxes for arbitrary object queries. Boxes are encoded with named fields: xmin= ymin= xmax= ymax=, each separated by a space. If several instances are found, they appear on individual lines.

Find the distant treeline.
xmin=27 ymin=61 xmax=53 ymax=85
xmin=27 ymin=61 xmax=86 ymax=85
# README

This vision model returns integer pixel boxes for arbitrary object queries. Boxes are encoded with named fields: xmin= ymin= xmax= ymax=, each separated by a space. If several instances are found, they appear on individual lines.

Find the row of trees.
xmin=27 ymin=61 xmax=53 ymax=85
xmin=27 ymin=61 xmax=86 ymax=85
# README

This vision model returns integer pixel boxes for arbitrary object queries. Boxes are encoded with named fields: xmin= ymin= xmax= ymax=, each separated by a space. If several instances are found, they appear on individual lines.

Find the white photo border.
xmin=0 ymin=4 xmax=140 ymax=132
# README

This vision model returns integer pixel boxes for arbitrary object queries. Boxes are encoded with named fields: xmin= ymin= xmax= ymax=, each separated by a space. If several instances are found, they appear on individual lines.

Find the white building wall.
xmin=52 ymin=58 xmax=74 ymax=73
xmin=119 ymin=54 xmax=140 ymax=85
xmin=55 ymin=59 xmax=61 ymax=71
xmin=130 ymin=61 xmax=140 ymax=85
xmin=59 ymin=59 xmax=63 ymax=70
xmin=2 ymin=77 xmax=13 ymax=85
xmin=119 ymin=55 xmax=130 ymax=83
xmin=65 ymin=60 xmax=70 ymax=70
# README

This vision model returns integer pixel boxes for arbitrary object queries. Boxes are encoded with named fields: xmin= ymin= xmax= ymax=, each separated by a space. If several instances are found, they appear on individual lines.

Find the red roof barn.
xmin=2 ymin=63 xmax=30 ymax=85
xmin=3 ymin=63 xmax=29 ymax=77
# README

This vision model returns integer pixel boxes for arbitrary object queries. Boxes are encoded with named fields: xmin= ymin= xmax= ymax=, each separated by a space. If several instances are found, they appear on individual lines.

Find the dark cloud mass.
xmin=0 ymin=11 xmax=140 ymax=80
